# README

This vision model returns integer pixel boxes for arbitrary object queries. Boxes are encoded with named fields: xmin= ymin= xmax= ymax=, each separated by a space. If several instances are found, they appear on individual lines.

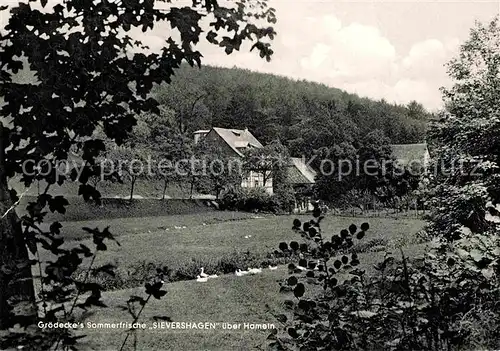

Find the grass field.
xmin=38 ymin=211 xmax=427 ymax=350
xmin=49 ymin=213 xmax=426 ymax=285
xmin=49 ymin=211 xmax=258 ymax=241
xmin=75 ymin=250 xmax=426 ymax=351
xmin=75 ymin=269 xmax=288 ymax=351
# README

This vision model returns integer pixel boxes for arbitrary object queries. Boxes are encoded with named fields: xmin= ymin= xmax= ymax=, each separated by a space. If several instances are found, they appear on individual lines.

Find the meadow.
xmin=50 ymin=213 xmax=426 ymax=285
xmin=38 ymin=211 xmax=427 ymax=350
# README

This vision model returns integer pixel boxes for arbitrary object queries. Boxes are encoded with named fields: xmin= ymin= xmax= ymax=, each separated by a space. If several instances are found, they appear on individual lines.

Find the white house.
xmin=193 ymin=127 xmax=316 ymax=196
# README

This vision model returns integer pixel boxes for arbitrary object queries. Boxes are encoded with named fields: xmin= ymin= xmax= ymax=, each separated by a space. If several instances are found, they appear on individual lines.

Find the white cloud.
xmin=299 ymin=20 xmax=397 ymax=82
xmin=301 ymin=43 xmax=331 ymax=70
xmin=401 ymin=39 xmax=447 ymax=79
xmin=287 ymin=13 xmax=453 ymax=110
xmin=339 ymin=80 xmax=393 ymax=101
xmin=340 ymin=78 xmax=443 ymax=110
xmin=337 ymin=23 xmax=395 ymax=60
xmin=393 ymin=79 xmax=441 ymax=109
xmin=1 ymin=1 xmax=465 ymax=111
xmin=405 ymin=39 xmax=445 ymax=63
xmin=126 ymin=3 xmax=464 ymax=111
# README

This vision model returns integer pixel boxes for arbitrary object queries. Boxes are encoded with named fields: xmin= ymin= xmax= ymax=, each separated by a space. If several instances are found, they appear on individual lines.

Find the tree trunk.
xmin=129 ymin=178 xmax=136 ymax=201
xmin=0 ymin=127 xmax=36 ymax=328
xmin=189 ymin=177 xmax=194 ymax=200
xmin=162 ymin=178 xmax=168 ymax=200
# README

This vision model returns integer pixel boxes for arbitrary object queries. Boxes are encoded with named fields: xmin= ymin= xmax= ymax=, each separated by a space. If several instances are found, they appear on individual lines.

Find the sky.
xmin=189 ymin=0 xmax=499 ymax=111
xmin=112 ymin=0 xmax=500 ymax=110
xmin=2 ymin=0 xmax=499 ymax=111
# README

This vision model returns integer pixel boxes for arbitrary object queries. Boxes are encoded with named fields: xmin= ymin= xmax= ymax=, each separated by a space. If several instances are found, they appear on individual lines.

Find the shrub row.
xmin=76 ymin=236 xmax=394 ymax=292
xmin=218 ymin=187 xmax=296 ymax=214
xmin=74 ymin=250 xmax=297 ymax=291
xmin=17 ymin=196 xmax=215 ymax=222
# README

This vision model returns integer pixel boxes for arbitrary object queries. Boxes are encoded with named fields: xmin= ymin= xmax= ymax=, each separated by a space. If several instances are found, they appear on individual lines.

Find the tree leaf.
xmin=353 ymin=310 xmax=377 ymax=318
xmin=293 ymin=283 xmax=305 ymax=298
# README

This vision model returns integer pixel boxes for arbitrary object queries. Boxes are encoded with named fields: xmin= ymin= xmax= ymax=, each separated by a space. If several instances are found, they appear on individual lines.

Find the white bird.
xmin=297 ymin=265 xmax=307 ymax=271
xmin=208 ymin=274 xmax=218 ymax=279
xmin=235 ymin=269 xmax=249 ymax=276
xmin=313 ymin=260 xmax=320 ymax=271
xmin=182 ymin=226 xmax=187 ymax=229
xmin=269 ymin=265 xmax=278 ymax=270
xmin=248 ymin=268 xmax=262 ymax=275
xmin=174 ymin=226 xmax=182 ymax=230
xmin=199 ymin=267 xmax=209 ymax=278
xmin=196 ymin=275 xmax=208 ymax=282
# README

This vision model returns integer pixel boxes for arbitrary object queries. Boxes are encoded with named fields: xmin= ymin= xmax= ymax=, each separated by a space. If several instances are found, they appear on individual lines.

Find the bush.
xmin=219 ymin=187 xmax=294 ymax=213
xmin=18 ymin=196 xmax=213 ymax=222
xmin=245 ymin=188 xmax=273 ymax=212
xmin=76 ymin=250 xmax=298 ymax=291
xmin=272 ymin=186 xmax=296 ymax=214
xmin=351 ymin=237 xmax=388 ymax=253
xmin=268 ymin=210 xmax=500 ymax=351
xmin=217 ymin=188 xmax=246 ymax=210
xmin=73 ymin=261 xmax=161 ymax=291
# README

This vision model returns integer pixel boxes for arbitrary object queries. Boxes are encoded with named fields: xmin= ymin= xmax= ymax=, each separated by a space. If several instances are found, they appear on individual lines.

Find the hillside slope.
xmin=152 ymin=64 xmax=430 ymax=156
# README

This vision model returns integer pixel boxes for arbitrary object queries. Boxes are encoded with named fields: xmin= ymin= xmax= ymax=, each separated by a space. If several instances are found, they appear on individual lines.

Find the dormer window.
xmin=232 ymin=130 xmax=241 ymax=137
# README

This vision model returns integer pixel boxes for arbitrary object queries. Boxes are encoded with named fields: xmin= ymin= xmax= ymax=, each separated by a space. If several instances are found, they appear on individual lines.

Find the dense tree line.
xmin=114 ymin=66 xmax=430 ymax=205
xmin=312 ymin=129 xmax=422 ymax=208
xmin=152 ymin=65 xmax=430 ymax=158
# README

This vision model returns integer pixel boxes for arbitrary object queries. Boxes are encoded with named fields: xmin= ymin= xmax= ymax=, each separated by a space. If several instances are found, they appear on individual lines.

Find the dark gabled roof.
xmin=286 ymin=157 xmax=316 ymax=184
xmin=212 ymin=127 xmax=263 ymax=156
xmin=391 ymin=143 xmax=429 ymax=166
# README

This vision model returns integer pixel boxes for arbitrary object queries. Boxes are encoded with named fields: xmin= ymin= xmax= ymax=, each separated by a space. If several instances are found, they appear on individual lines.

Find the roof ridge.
xmin=213 ymin=126 xmax=246 ymax=132
xmin=391 ymin=143 xmax=427 ymax=146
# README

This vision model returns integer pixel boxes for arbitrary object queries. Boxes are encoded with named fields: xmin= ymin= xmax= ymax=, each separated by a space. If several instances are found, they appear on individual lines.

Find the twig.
xmin=1 ymin=184 xmax=32 ymax=219
xmin=119 ymin=294 xmax=152 ymax=351
xmin=36 ymin=250 xmax=47 ymax=317
xmin=52 ymin=252 xmax=98 ymax=351
xmin=68 ymin=254 xmax=97 ymax=317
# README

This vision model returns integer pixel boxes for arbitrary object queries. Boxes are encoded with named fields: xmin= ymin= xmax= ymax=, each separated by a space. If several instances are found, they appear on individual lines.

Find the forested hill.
xmin=9 ymin=61 xmax=430 ymax=157
xmin=151 ymin=64 xmax=430 ymax=156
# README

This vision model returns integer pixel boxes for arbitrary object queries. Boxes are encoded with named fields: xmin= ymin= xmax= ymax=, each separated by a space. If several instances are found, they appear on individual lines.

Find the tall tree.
xmin=145 ymin=107 xmax=193 ymax=199
xmin=153 ymin=80 xmax=212 ymax=133
xmin=218 ymin=83 xmax=262 ymax=130
xmin=243 ymin=140 xmax=288 ymax=190
xmin=194 ymin=141 xmax=241 ymax=199
xmin=0 ymin=0 xmax=276 ymax=329
xmin=406 ymin=100 xmax=428 ymax=120
xmin=428 ymin=17 xmax=500 ymax=238
xmin=314 ymin=129 xmax=419 ymax=207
